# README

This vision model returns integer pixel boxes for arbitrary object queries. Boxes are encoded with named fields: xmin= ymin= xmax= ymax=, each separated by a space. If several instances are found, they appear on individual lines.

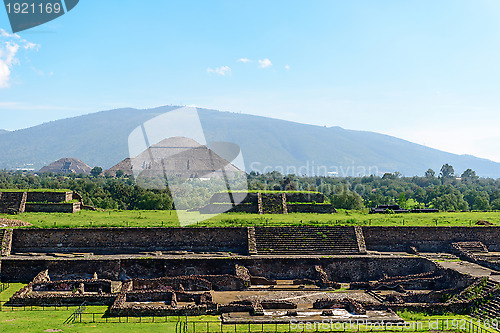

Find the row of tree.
xmin=247 ymin=164 xmax=500 ymax=211
xmin=0 ymin=163 xmax=498 ymax=211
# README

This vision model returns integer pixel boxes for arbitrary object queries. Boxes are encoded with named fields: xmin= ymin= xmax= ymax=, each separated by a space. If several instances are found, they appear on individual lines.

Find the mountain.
xmin=0 ymin=106 xmax=499 ymax=177
xmin=0 ymin=129 xmax=9 ymax=135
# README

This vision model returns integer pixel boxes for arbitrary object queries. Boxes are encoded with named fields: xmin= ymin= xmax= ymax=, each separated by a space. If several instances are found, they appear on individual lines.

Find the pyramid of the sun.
xmin=106 ymin=137 xmax=242 ymax=179
xmin=38 ymin=158 xmax=92 ymax=174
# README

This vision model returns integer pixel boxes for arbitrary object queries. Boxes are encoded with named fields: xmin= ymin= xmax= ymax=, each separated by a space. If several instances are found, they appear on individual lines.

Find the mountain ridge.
xmin=0 ymin=106 xmax=498 ymax=177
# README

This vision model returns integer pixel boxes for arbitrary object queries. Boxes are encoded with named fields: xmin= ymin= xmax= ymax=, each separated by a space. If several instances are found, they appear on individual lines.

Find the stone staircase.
xmin=253 ymin=226 xmax=366 ymax=255
xmin=366 ymin=290 xmax=385 ymax=303
xmin=0 ymin=192 xmax=27 ymax=214
xmin=454 ymin=279 xmax=498 ymax=302
xmin=0 ymin=228 xmax=13 ymax=256
xmin=258 ymin=193 xmax=287 ymax=214
xmin=453 ymin=241 xmax=489 ymax=253
xmin=473 ymin=280 xmax=500 ymax=320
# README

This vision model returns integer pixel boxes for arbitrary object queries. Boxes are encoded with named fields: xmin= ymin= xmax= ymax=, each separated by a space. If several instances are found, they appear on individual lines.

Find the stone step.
xmin=254 ymin=226 xmax=362 ymax=255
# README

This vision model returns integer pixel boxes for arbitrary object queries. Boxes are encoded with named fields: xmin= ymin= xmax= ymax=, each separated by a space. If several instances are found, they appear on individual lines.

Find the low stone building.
xmin=198 ymin=191 xmax=336 ymax=214
xmin=0 ymin=190 xmax=84 ymax=214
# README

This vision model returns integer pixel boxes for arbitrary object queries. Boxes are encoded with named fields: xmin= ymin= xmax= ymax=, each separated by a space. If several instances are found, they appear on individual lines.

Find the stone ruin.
xmin=38 ymin=158 xmax=92 ymax=175
xmin=105 ymin=136 xmax=243 ymax=179
xmin=2 ymin=225 xmax=500 ymax=323
xmin=198 ymin=191 xmax=336 ymax=214
xmin=0 ymin=190 xmax=85 ymax=214
xmin=7 ymin=270 xmax=116 ymax=306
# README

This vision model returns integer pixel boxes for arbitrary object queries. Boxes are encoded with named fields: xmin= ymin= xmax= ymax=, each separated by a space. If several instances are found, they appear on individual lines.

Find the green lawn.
xmin=0 ymin=210 xmax=181 ymax=228
xmin=195 ymin=210 xmax=500 ymax=228
xmin=0 ymin=209 xmax=499 ymax=228
xmin=1 ymin=210 xmax=498 ymax=228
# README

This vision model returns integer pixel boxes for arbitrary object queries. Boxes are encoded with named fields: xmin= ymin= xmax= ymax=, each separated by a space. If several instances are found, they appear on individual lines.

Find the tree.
xmin=424 ymin=169 xmax=435 ymax=178
xmin=382 ymin=173 xmax=396 ymax=180
xmin=282 ymin=177 xmax=297 ymax=191
xmin=330 ymin=186 xmax=364 ymax=210
xmin=90 ymin=167 xmax=103 ymax=177
xmin=439 ymin=164 xmax=455 ymax=179
xmin=463 ymin=190 xmax=479 ymax=209
xmin=429 ymin=185 xmax=468 ymax=211
xmin=461 ymin=169 xmax=478 ymax=181
xmin=397 ymin=193 xmax=407 ymax=209
xmin=115 ymin=169 xmax=125 ymax=178
xmin=491 ymin=199 xmax=500 ymax=211
xmin=473 ymin=196 xmax=491 ymax=211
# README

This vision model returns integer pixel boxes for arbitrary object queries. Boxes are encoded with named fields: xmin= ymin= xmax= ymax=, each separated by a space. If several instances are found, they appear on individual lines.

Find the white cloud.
xmin=24 ymin=42 xmax=38 ymax=50
xmin=0 ymin=42 xmax=20 ymax=88
xmin=207 ymin=66 xmax=232 ymax=76
xmin=0 ymin=29 xmax=38 ymax=88
xmin=285 ymin=65 xmax=290 ymax=70
xmin=237 ymin=58 xmax=252 ymax=63
xmin=258 ymin=58 xmax=272 ymax=68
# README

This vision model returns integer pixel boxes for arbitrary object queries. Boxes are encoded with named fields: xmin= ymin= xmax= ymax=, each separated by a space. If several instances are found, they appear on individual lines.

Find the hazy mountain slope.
xmin=0 ymin=130 xmax=9 ymax=135
xmin=0 ymin=106 xmax=498 ymax=177
xmin=198 ymin=109 xmax=499 ymax=177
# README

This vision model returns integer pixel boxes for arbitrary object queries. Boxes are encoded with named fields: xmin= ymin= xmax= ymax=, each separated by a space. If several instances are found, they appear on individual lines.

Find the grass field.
xmin=1 ymin=209 xmax=499 ymax=228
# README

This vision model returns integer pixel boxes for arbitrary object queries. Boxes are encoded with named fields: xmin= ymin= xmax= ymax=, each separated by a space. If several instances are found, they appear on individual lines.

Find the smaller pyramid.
xmin=106 ymin=158 xmax=134 ymax=177
xmin=38 ymin=158 xmax=92 ymax=174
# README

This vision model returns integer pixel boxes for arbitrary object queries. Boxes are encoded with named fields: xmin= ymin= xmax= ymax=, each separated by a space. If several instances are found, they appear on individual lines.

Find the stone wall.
xmin=285 ymin=193 xmax=324 ymax=203
xmin=362 ymin=227 xmax=500 ymax=252
xmin=11 ymin=227 xmax=249 ymax=254
xmin=198 ymin=203 xmax=258 ymax=214
xmin=26 ymin=192 xmax=74 ymax=203
xmin=1 ymin=259 xmax=122 ymax=282
xmin=131 ymin=274 xmax=249 ymax=291
xmin=1 ymin=256 xmax=438 ymax=283
xmin=0 ymin=192 xmax=27 ymax=214
xmin=10 ymin=225 xmax=500 ymax=259
xmin=287 ymin=203 xmax=335 ymax=213
xmin=210 ymin=192 xmax=258 ymax=204
xmin=25 ymin=202 xmax=80 ymax=213
xmin=8 ymin=291 xmax=115 ymax=306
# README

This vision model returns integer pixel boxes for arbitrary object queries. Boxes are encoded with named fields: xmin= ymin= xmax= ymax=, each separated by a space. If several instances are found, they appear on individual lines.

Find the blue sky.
xmin=1 ymin=0 xmax=500 ymax=162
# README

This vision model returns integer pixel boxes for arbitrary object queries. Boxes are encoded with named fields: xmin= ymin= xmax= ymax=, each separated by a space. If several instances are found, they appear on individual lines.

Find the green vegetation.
xmin=0 ymin=210 xmax=180 ymax=228
xmin=1 ymin=210 xmax=499 ymax=228
xmin=0 ymin=172 xmax=174 ymax=210
xmin=1 ymin=164 xmax=500 ymax=213
xmin=248 ymin=169 xmax=500 ymax=212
